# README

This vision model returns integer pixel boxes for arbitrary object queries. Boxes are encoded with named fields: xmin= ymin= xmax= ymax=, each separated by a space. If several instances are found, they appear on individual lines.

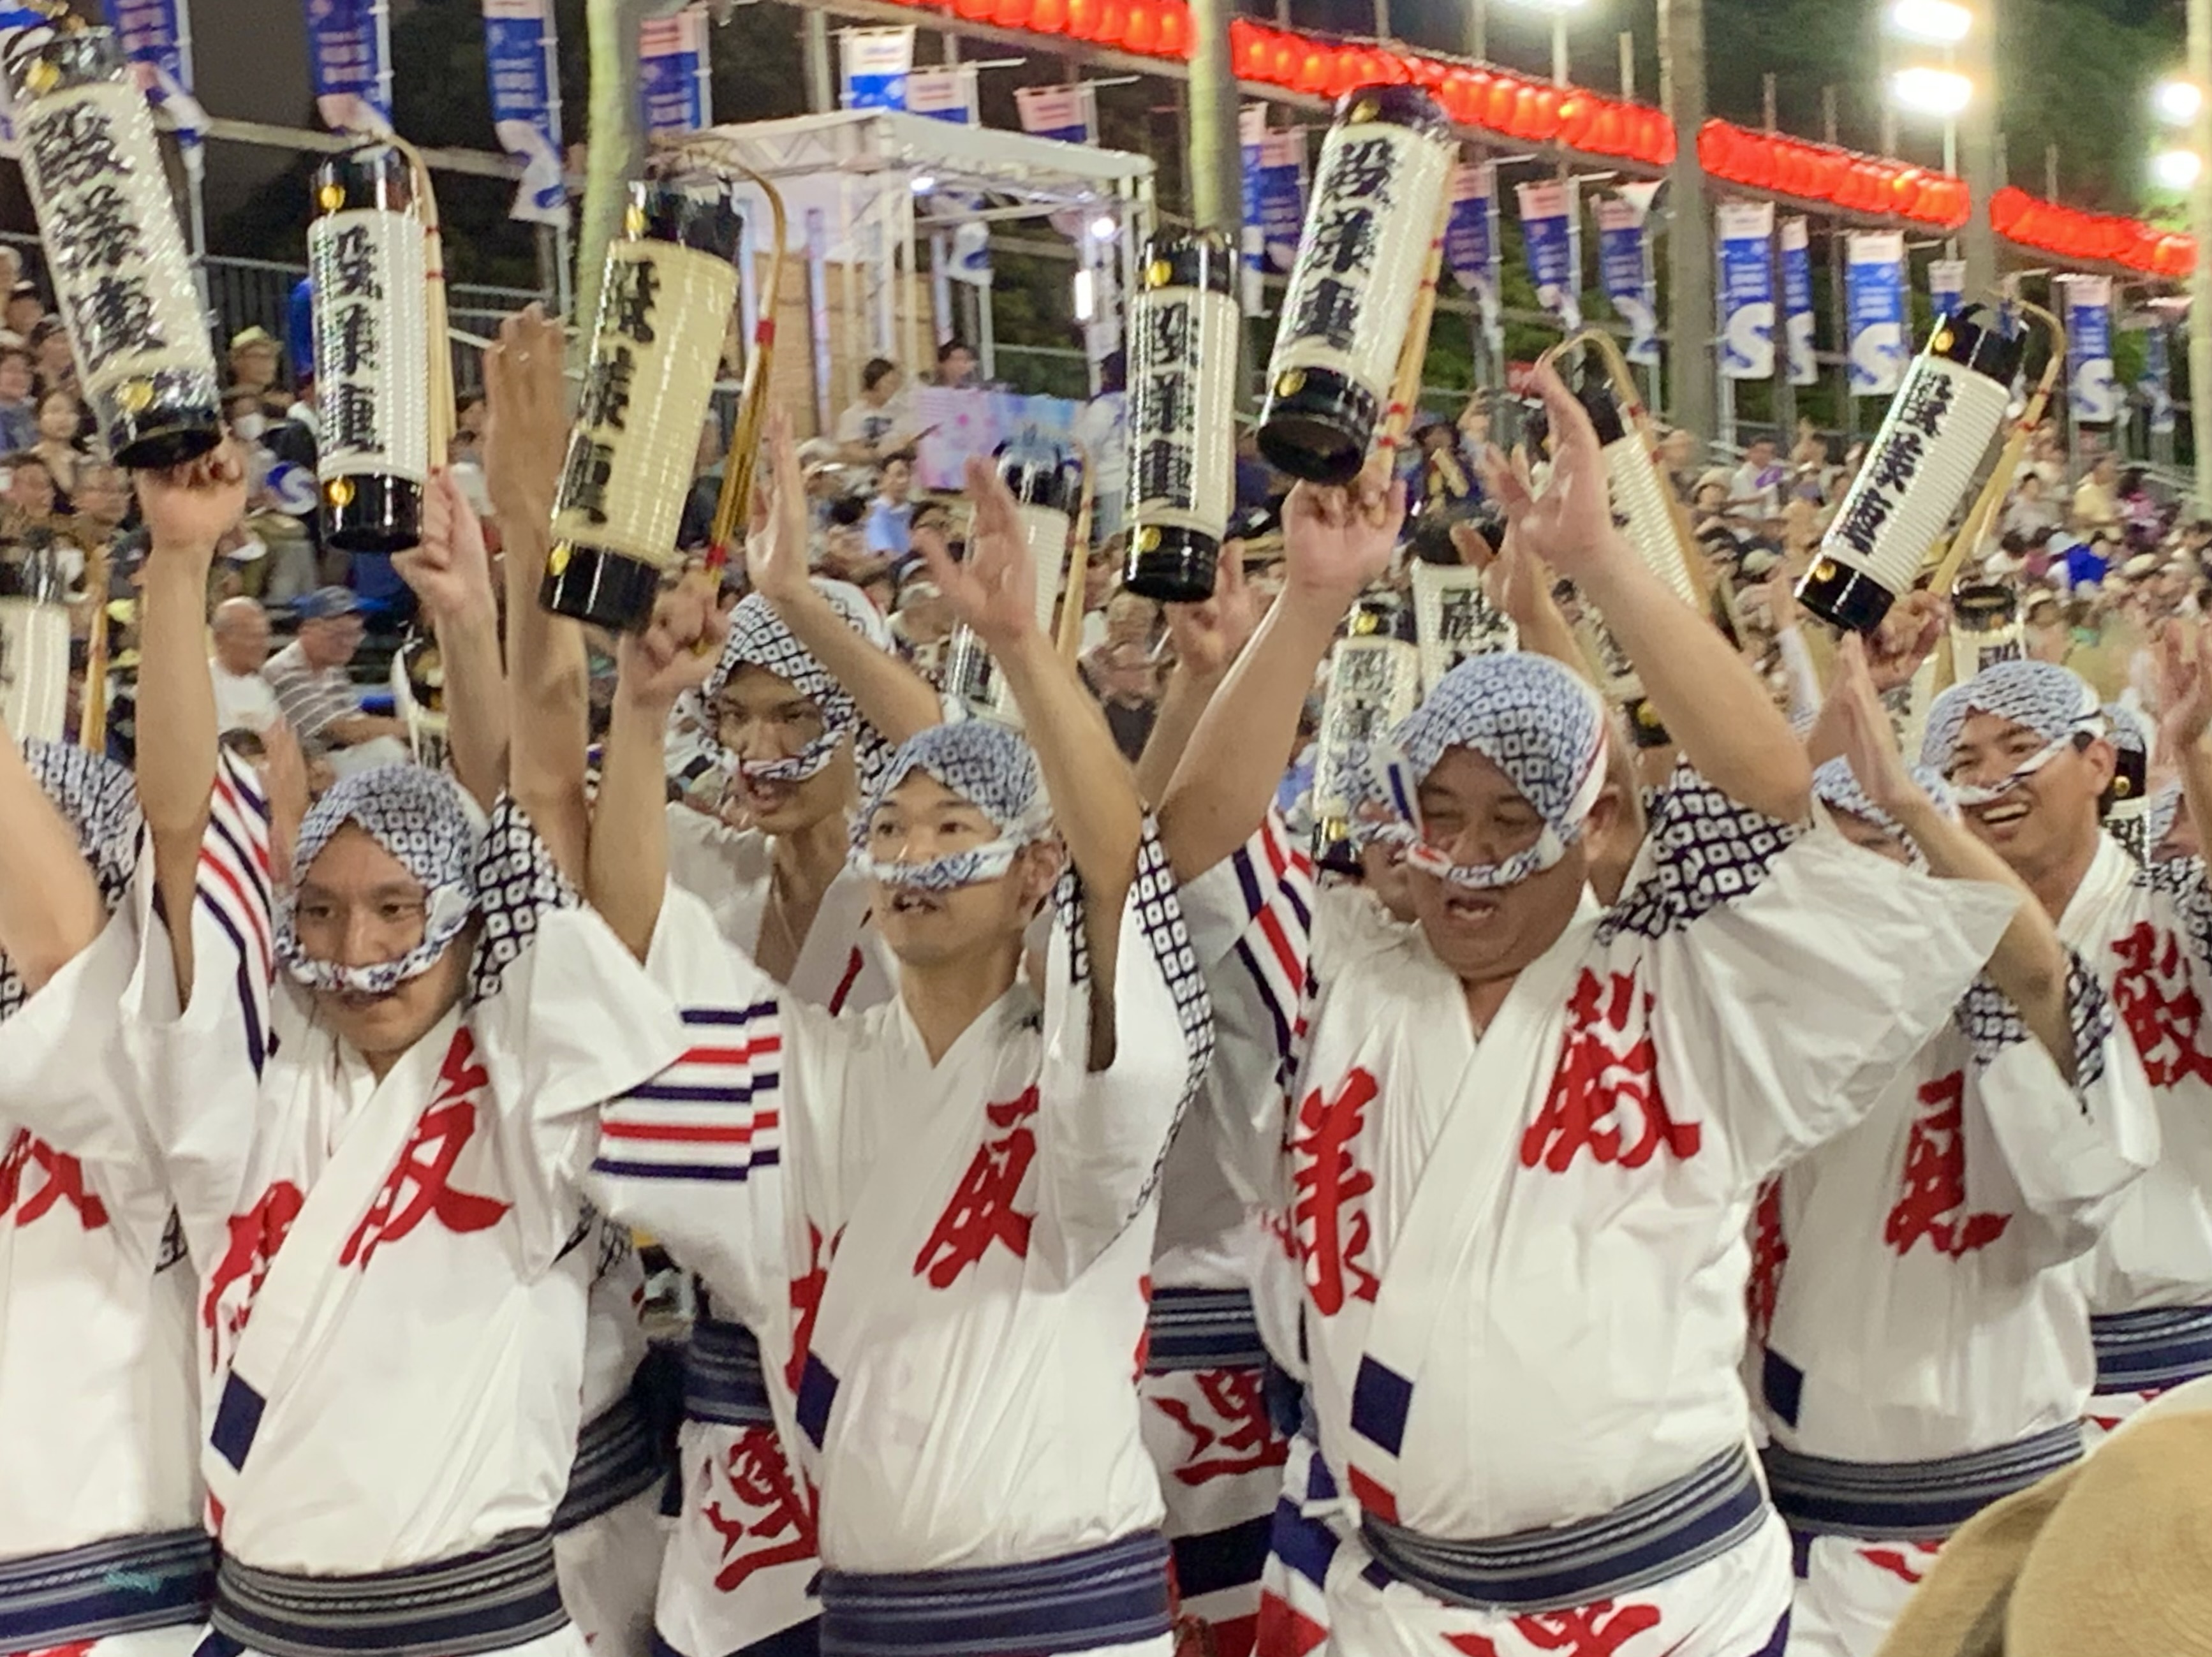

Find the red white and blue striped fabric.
xmin=198 ymin=753 xmax=276 ymax=1078
xmin=593 ymin=1003 xmax=785 ymax=1185
xmin=1225 ymin=813 xmax=1318 ymax=1093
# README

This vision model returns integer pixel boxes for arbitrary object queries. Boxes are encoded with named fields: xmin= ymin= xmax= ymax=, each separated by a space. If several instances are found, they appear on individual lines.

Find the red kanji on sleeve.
xmin=202 ymin=1181 xmax=306 ymax=1373
xmin=1290 ymin=1068 xmax=1380 ymax=1317
xmin=912 ymin=1087 xmax=1040 ymax=1289
xmin=1523 ymin=969 xmax=1700 ymax=1174
xmin=702 ymin=1425 xmax=820 ymax=1593
xmin=1884 ymin=1070 xmax=2010 ymax=1260
xmin=0 ymin=1131 xmax=109 ymax=1231
xmin=341 ymin=1029 xmax=512 ymax=1269
xmin=2111 ymin=922 xmax=2212 ymax=1088
xmin=1747 ymin=1177 xmax=1788 ymax=1344
xmin=1152 ymin=1367 xmax=1290 ymax=1485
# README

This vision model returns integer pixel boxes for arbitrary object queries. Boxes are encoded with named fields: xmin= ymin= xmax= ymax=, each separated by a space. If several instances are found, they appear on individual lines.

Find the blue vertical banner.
xmin=1845 ymin=230 xmax=1906 ymax=397
xmin=1780 ymin=215 xmax=1817 ymax=387
xmin=1716 ymin=200 xmax=1774 ymax=381
xmin=1444 ymin=161 xmax=1500 ymax=341
xmin=2142 ymin=321 xmax=2176 ymax=436
xmin=2063 ymin=274 xmax=2118 ymax=425
xmin=1014 ymin=83 xmax=1095 ymax=145
xmin=1595 ymin=195 xmax=1656 ymax=366
xmin=103 ymin=0 xmax=208 ymax=142
xmin=638 ymin=6 xmax=711 ymax=135
xmin=1515 ymin=178 xmax=1580 ymax=333
xmin=1239 ymin=105 xmax=1306 ymax=313
xmin=840 ymin=26 xmax=913 ymax=110
xmin=1239 ymin=103 xmax=1267 ymax=313
xmin=480 ymin=0 xmax=566 ymax=227
xmin=304 ymin=0 xmax=390 ymax=132
xmin=1928 ymin=258 xmax=1966 ymax=324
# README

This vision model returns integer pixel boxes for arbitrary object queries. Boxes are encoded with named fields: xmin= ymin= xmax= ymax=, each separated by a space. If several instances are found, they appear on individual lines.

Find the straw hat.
xmin=1874 ymin=1412 xmax=2212 ymax=1657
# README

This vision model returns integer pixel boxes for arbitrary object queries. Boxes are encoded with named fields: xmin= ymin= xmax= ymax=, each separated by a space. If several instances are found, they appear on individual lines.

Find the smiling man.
xmin=1153 ymin=364 xmax=2019 ymax=1657
xmin=1921 ymin=652 xmax=2212 ymax=1438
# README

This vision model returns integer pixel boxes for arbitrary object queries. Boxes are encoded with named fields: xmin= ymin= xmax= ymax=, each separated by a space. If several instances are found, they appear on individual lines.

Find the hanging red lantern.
xmin=1485 ymin=77 xmax=1519 ymax=133
xmin=1555 ymin=94 xmax=1591 ymax=148
xmin=1588 ymin=103 xmax=1623 ymax=154
xmin=1295 ymin=45 xmax=1329 ymax=94
xmin=1267 ymin=36 xmax=1295 ymax=83
xmin=1156 ymin=2 xmax=1187 ymax=54
xmin=954 ymin=0 xmax=992 ymax=21
xmin=1033 ymin=0 xmax=1067 ymax=29
xmin=1121 ymin=0 xmax=1154 ymax=50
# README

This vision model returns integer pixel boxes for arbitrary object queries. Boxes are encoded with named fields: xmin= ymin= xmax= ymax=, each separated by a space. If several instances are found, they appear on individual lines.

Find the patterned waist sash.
xmin=211 ymin=1528 xmax=569 ymax=1657
xmin=1144 ymin=1286 xmax=1267 ymax=1374
xmin=684 ymin=1316 xmax=775 ymax=1428
xmin=1358 ymin=1445 xmax=1769 ymax=1616
xmin=1762 ymin=1422 xmax=2083 ymax=1543
xmin=2091 ymin=1305 xmax=2212 ymax=1392
xmin=818 ymin=1530 xmax=1172 ymax=1656
xmin=0 ymin=1528 xmax=214 ymax=1651
xmin=554 ymin=1376 xmax=670 ymax=1532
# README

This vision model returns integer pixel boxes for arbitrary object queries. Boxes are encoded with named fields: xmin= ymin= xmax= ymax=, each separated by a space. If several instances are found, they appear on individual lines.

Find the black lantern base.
xmin=324 ymin=473 xmax=424 ymax=557
xmin=1258 ymin=367 xmax=1378 ymax=486
xmin=1313 ymin=818 xmax=1362 ymax=878
xmin=1122 ymin=524 xmax=1221 ymax=604
xmin=540 ymin=541 xmax=665 ymax=632
xmin=1795 ymin=559 xmax=1898 ymax=636
xmin=1623 ymin=696 xmax=1673 ymax=749
xmin=94 ymin=369 xmax=224 ymax=472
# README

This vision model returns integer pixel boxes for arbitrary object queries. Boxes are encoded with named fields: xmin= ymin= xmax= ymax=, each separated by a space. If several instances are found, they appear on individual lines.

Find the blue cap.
xmin=295 ymin=585 xmax=360 ymax=621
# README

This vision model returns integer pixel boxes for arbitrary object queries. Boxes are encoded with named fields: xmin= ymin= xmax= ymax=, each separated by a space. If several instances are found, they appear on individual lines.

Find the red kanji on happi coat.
xmin=202 ymin=1180 xmax=305 ymax=1372
xmin=703 ymin=1427 xmax=820 ymax=1593
xmin=1523 ymin=969 xmax=1700 ymax=1174
xmin=341 ymin=1030 xmax=512 ymax=1269
xmin=1444 ymin=1601 xmax=1663 ymax=1656
xmin=1291 ymin=1067 xmax=1380 ymax=1316
xmin=1748 ymin=1177 xmax=1788 ymax=1344
xmin=1153 ymin=1368 xmax=1290 ymax=1485
xmin=1884 ymin=1071 xmax=2010 ymax=1260
xmin=913 ymin=1087 xmax=1040 ymax=1289
xmin=2111 ymin=922 xmax=2212 ymax=1087
xmin=0 ymin=1130 xmax=108 ymax=1231
xmin=1861 ymin=1540 xmax=1942 ymax=1586
xmin=786 ymin=1221 xmax=832 ymax=1394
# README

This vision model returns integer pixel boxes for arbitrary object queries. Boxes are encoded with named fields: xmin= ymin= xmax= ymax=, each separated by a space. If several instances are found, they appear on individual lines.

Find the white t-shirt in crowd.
xmin=210 ymin=660 xmax=281 ymax=734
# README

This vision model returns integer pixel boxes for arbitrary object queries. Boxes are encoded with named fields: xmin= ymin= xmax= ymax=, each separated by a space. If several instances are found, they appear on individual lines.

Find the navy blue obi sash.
xmin=2091 ymin=1305 xmax=2212 ymax=1393
xmin=818 ymin=1531 xmax=1172 ymax=1656
xmin=685 ymin=1316 xmax=776 ymax=1429
xmin=1762 ymin=1421 xmax=2083 ymax=1545
xmin=1144 ymin=1286 xmax=1267 ymax=1374
xmin=0 ymin=1528 xmax=214 ymax=1651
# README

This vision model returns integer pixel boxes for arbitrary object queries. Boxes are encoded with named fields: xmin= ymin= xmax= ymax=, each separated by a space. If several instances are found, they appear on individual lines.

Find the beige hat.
xmin=1875 ymin=1414 xmax=2212 ymax=1657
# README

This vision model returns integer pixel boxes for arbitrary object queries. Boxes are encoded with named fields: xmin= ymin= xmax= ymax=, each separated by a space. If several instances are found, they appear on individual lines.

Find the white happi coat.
xmin=1184 ymin=777 xmax=2017 ymax=1657
xmin=588 ymin=832 xmax=1210 ymax=1644
xmin=10 ymin=760 xmax=684 ymax=1651
xmin=655 ymin=803 xmax=897 ymax=1657
xmin=0 ymin=839 xmax=203 ymax=1657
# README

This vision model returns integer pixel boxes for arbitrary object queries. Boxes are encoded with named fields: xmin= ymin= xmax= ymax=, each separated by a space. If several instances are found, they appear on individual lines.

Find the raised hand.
xmin=136 ymin=440 xmax=248 ymax=566
xmin=258 ymin=718 xmax=310 ymax=890
xmin=1865 ymin=587 xmax=1947 ymax=694
xmin=395 ymin=469 xmax=497 ymax=624
xmin=744 ymin=407 xmax=811 ymax=607
xmin=1479 ymin=362 xmax=1618 ymax=585
xmin=1164 ymin=546 xmax=1265 ymax=682
xmin=1832 ymin=633 xmax=1924 ymax=818
xmin=2158 ymin=616 xmax=2212 ymax=755
xmin=1482 ymin=525 xmax=1552 ymax=631
xmin=482 ymin=304 xmax=570 ymax=532
xmin=1280 ymin=455 xmax=1403 ymax=606
xmin=918 ymin=457 xmax=1040 ymax=649
xmin=619 ymin=581 xmax=729 ymax=712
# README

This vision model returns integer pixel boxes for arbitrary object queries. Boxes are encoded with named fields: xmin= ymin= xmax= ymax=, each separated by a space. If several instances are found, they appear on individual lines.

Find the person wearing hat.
xmin=227 ymin=325 xmax=288 ymax=420
xmin=262 ymin=585 xmax=408 ymax=775
xmin=1153 ymin=363 xmax=2019 ymax=1657
xmin=1921 ymin=649 xmax=2212 ymax=1443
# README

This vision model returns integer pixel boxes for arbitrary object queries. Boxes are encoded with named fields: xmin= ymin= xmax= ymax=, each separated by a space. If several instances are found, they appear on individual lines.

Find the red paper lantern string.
xmin=1989 ymin=184 xmax=2195 ymax=277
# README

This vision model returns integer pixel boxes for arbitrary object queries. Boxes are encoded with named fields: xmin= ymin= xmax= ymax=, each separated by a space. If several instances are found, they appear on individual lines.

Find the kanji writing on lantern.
xmin=1884 ymin=1070 xmax=2012 ymax=1259
xmin=326 ymin=381 xmax=381 ymax=458
xmin=1144 ymin=300 xmax=1191 ymax=363
xmin=1140 ymin=369 xmax=1194 ymax=438
xmin=1523 ymin=968 xmax=1702 ymax=1174
xmin=1136 ymin=438 xmax=1195 ymax=506
xmin=1320 ymin=135 xmax=1397 ymax=205
xmin=607 ymin=256 xmax=661 ymax=346
xmin=1834 ymin=488 xmax=1893 ymax=561
xmin=560 ymin=436 xmax=617 ymax=527
xmin=1869 ymin=429 xmax=1924 ymax=494
xmin=1898 ymin=367 xmax=1956 ymax=438
xmin=580 ymin=344 xmax=638 ymax=434
xmin=1151 ymin=1369 xmax=1289 ymax=1485
xmin=1290 ymin=1066 xmax=1380 ymax=1316
xmin=341 ymin=1033 xmax=513 ymax=1269
xmin=0 ymin=1130 xmax=110 ymax=1232
xmin=913 ymin=1087 xmax=1040 ymax=1288
xmin=703 ymin=1429 xmax=820 ymax=1593
xmin=78 ymin=274 xmax=162 ymax=374
xmin=2109 ymin=922 xmax=2212 ymax=1087
xmin=329 ymin=303 xmax=380 ymax=380
xmin=1307 ymin=204 xmax=1381 ymax=278
xmin=27 ymin=102 xmax=124 ymax=195
xmin=328 ymin=225 xmax=384 ymax=301
xmin=50 ymin=183 xmax=142 ymax=279
xmin=1434 ymin=589 xmax=1513 ymax=663
xmin=1288 ymin=277 xmax=1361 ymax=356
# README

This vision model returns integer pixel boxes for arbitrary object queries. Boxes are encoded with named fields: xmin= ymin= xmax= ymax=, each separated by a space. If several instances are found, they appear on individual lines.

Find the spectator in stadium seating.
xmin=262 ymin=585 xmax=409 ymax=774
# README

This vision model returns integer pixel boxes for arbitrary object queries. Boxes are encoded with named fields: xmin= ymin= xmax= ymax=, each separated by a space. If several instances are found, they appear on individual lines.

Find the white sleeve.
xmin=1612 ymin=772 xmax=2016 ymax=1175
xmin=0 ymin=901 xmax=158 ymax=1173
xmin=1029 ymin=825 xmax=1216 ymax=1281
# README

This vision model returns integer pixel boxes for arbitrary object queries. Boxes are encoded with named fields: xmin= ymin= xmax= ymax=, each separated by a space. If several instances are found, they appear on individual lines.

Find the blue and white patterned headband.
xmin=1811 ymin=756 xmax=1959 ymax=848
xmin=705 ymin=580 xmax=894 ymax=789
xmin=1363 ymin=653 xmax=1611 ymax=890
xmin=2146 ymin=780 xmax=2186 ymax=859
xmin=850 ymin=720 xmax=1054 ymax=891
xmin=1921 ymin=659 xmax=2106 ymax=806
xmin=2 ymin=742 xmax=142 ymax=1021
xmin=278 ymin=765 xmax=484 ymax=996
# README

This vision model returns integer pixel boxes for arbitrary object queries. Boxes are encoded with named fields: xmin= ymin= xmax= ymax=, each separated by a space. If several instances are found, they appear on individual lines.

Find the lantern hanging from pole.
xmin=1258 ymin=84 xmax=1453 ymax=485
xmin=1311 ymin=603 xmax=1420 ymax=875
xmin=998 ymin=432 xmax=1084 ymax=638
xmin=5 ymin=24 xmax=220 ymax=471
xmin=1410 ymin=557 xmax=1515 ymax=697
xmin=1798 ymin=306 xmax=2021 ymax=635
xmin=1561 ymin=340 xmax=1706 ymax=614
xmin=309 ymin=145 xmax=431 ymax=556
xmin=1122 ymin=231 xmax=1238 ymax=604
xmin=542 ymin=177 xmax=745 ymax=631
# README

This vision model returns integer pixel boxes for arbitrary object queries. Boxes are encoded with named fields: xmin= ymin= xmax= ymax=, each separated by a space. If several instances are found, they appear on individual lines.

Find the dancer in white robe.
xmin=1919 ymin=643 xmax=2212 ymax=1438
xmin=1153 ymin=364 xmax=2019 ymax=1657
xmin=0 ymin=735 xmax=209 ymax=1657
xmin=1750 ymin=647 xmax=2156 ymax=1657
xmin=585 ymin=457 xmax=1214 ymax=1657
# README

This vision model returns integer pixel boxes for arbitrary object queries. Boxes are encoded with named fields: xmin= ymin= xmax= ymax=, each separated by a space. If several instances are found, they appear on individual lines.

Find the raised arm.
xmin=2157 ymin=618 xmax=2212 ymax=871
xmin=1133 ymin=549 xmax=1266 ymax=806
xmin=395 ymin=468 xmax=506 ymax=811
xmin=133 ymin=446 xmax=251 ymax=1001
xmin=1831 ymin=635 xmax=2073 ymax=1079
xmin=1156 ymin=466 xmax=1403 ymax=882
xmin=591 ymin=583 xmax=731 ymax=962
xmin=1470 ymin=524 xmax=1587 ymax=682
xmin=1488 ymin=364 xmax=1810 ymax=823
xmin=483 ymin=305 xmax=591 ymax=883
xmin=749 ymin=410 xmax=942 ymax=747
xmin=0 ymin=723 xmax=108 ymax=993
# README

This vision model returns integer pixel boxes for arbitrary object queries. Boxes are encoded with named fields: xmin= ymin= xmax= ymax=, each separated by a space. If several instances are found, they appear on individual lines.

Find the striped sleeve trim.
xmin=1227 ymin=812 xmax=1316 ymax=1086
xmin=199 ymin=752 xmax=275 ymax=1076
xmin=593 ymin=1002 xmax=785 ymax=1184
